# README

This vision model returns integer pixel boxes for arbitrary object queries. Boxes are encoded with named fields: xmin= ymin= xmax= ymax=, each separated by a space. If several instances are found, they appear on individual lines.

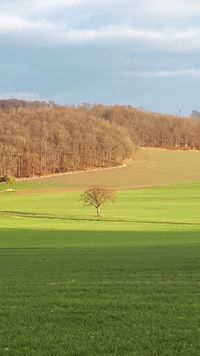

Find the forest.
xmin=0 ymin=99 xmax=200 ymax=178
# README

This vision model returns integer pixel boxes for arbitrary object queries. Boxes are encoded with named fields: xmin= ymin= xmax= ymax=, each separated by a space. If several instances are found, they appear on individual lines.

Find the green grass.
xmin=0 ymin=183 xmax=200 ymax=355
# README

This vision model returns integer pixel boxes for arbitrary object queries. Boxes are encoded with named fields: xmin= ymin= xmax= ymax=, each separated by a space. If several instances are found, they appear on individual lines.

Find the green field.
xmin=1 ymin=178 xmax=200 ymax=355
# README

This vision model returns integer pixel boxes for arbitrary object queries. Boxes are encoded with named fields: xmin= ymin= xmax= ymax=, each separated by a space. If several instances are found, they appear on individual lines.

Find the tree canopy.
xmin=0 ymin=104 xmax=133 ymax=178
xmin=1 ymin=100 xmax=200 ymax=179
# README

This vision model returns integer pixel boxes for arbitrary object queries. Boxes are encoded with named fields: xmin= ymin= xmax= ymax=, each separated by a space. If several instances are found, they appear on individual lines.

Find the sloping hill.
xmin=11 ymin=148 xmax=200 ymax=192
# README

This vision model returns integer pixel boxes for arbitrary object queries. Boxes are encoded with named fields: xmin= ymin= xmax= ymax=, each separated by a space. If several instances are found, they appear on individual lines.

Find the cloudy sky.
xmin=0 ymin=0 xmax=200 ymax=115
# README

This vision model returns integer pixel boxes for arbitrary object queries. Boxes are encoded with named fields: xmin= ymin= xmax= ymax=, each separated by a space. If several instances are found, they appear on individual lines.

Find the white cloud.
xmin=125 ymin=69 xmax=200 ymax=78
xmin=0 ymin=14 xmax=27 ymax=33
xmin=2 ymin=0 xmax=200 ymax=19
xmin=1 ymin=0 xmax=102 ymax=15
xmin=128 ymin=0 xmax=200 ymax=18
xmin=1 ymin=14 xmax=200 ymax=52
xmin=1 ymin=0 xmax=200 ymax=52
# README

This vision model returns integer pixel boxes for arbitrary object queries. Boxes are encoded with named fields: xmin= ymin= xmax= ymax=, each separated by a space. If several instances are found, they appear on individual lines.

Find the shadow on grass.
xmin=0 ymin=227 xmax=200 ymax=249
xmin=0 ymin=210 xmax=200 ymax=226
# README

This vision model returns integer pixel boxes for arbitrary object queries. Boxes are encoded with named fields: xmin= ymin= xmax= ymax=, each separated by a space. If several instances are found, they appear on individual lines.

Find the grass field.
xmin=1 ymin=174 xmax=200 ymax=355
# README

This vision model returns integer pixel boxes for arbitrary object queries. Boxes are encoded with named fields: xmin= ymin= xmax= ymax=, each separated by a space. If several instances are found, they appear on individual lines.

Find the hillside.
xmin=2 ymin=148 xmax=200 ymax=192
xmin=1 ymin=100 xmax=200 ymax=179
xmin=0 ymin=104 xmax=132 ymax=177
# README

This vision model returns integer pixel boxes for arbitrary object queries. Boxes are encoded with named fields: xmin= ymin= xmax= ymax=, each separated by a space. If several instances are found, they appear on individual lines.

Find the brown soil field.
xmin=17 ymin=148 xmax=200 ymax=191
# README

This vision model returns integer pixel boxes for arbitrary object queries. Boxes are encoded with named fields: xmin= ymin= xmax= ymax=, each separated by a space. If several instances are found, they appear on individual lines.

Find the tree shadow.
xmin=0 ymin=227 xmax=200 ymax=250
xmin=0 ymin=210 xmax=199 ymax=226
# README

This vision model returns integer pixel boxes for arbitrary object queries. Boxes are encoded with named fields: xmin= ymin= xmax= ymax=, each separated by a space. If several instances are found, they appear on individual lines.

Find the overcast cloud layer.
xmin=0 ymin=0 xmax=200 ymax=114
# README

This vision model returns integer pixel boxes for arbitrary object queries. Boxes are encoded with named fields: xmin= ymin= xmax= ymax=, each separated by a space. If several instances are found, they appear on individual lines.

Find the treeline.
xmin=191 ymin=110 xmax=200 ymax=119
xmin=0 ymin=99 xmax=53 ymax=112
xmin=1 ymin=100 xmax=200 ymax=178
xmin=0 ymin=104 xmax=132 ymax=177
xmin=91 ymin=105 xmax=200 ymax=149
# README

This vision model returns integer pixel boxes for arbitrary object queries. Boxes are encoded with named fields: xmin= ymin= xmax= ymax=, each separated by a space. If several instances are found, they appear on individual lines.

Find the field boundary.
xmin=17 ymin=162 xmax=127 ymax=181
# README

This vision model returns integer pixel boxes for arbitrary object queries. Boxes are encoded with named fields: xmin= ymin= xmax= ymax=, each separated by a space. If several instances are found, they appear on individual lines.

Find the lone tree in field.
xmin=81 ymin=185 xmax=116 ymax=216
xmin=0 ymin=175 xmax=16 ymax=191
xmin=6 ymin=176 xmax=16 ymax=190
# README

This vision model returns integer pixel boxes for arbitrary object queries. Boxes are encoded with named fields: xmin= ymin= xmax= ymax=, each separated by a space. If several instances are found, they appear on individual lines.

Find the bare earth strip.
xmin=15 ymin=148 xmax=200 ymax=192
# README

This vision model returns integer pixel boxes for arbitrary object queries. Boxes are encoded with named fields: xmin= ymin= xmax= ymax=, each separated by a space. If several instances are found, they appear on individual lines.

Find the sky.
xmin=0 ymin=0 xmax=200 ymax=115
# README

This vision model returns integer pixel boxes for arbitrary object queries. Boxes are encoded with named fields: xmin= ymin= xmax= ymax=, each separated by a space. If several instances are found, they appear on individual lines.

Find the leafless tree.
xmin=81 ymin=185 xmax=116 ymax=216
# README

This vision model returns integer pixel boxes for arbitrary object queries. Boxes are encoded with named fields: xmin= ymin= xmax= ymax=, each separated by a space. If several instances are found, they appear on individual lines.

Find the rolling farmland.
xmin=5 ymin=148 xmax=200 ymax=193
xmin=1 ymin=162 xmax=200 ymax=355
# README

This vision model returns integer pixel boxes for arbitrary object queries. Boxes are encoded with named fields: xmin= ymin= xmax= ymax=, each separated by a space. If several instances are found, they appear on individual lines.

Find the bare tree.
xmin=5 ymin=175 xmax=16 ymax=191
xmin=0 ymin=175 xmax=15 ymax=191
xmin=81 ymin=185 xmax=116 ymax=216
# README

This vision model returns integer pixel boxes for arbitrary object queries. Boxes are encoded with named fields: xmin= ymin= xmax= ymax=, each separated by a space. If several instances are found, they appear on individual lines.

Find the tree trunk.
xmin=97 ymin=206 xmax=101 ymax=216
